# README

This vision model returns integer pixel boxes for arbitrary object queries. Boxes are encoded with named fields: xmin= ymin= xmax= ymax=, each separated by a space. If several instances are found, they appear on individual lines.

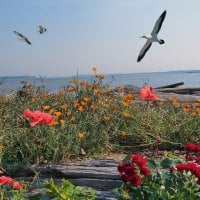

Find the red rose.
xmin=117 ymin=162 xmax=131 ymax=174
xmin=185 ymin=154 xmax=196 ymax=161
xmin=125 ymin=166 xmax=136 ymax=177
xmin=140 ymin=167 xmax=150 ymax=176
xmin=129 ymin=174 xmax=141 ymax=187
xmin=193 ymin=167 xmax=200 ymax=178
xmin=184 ymin=143 xmax=200 ymax=152
xmin=196 ymin=156 xmax=200 ymax=164
xmin=131 ymin=154 xmax=146 ymax=168
xmin=121 ymin=174 xmax=129 ymax=183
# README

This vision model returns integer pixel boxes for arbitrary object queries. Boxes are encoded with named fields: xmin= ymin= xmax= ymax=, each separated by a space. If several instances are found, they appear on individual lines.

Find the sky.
xmin=1 ymin=0 xmax=200 ymax=77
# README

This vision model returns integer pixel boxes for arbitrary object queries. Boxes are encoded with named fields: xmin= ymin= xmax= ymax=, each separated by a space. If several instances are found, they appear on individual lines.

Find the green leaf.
xmin=122 ymin=155 xmax=131 ymax=162
xmin=160 ymin=158 xmax=175 ymax=168
xmin=147 ymin=159 xmax=157 ymax=170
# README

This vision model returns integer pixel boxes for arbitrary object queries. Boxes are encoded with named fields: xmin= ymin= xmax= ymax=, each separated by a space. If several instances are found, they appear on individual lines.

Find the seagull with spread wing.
xmin=137 ymin=10 xmax=167 ymax=62
xmin=37 ymin=26 xmax=47 ymax=34
xmin=14 ymin=31 xmax=31 ymax=45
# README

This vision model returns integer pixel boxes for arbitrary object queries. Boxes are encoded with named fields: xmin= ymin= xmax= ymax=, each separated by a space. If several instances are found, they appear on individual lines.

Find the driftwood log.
xmin=8 ymin=159 xmax=122 ymax=200
xmin=154 ymin=82 xmax=184 ymax=89
xmin=116 ymin=82 xmax=200 ymax=102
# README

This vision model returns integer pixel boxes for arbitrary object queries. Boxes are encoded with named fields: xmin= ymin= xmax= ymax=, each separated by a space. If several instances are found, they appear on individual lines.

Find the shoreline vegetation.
xmin=1 ymin=69 xmax=200 ymax=162
xmin=1 ymin=68 xmax=200 ymax=199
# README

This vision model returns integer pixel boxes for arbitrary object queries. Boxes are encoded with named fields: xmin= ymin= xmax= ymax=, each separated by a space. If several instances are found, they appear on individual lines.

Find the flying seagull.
xmin=37 ymin=26 xmax=47 ymax=34
xmin=137 ymin=10 xmax=167 ymax=62
xmin=14 ymin=31 xmax=31 ymax=45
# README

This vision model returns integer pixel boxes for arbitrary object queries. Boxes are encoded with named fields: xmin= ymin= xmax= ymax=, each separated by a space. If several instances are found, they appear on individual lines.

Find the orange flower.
xmin=83 ymin=97 xmax=90 ymax=102
xmin=73 ymin=101 xmax=79 ymax=108
xmin=121 ymin=131 xmax=127 ymax=136
xmin=98 ymin=99 xmax=103 ymax=104
xmin=60 ymin=119 xmax=65 ymax=124
xmin=42 ymin=105 xmax=51 ymax=110
xmin=104 ymin=104 xmax=110 ymax=108
xmin=58 ymin=90 xmax=63 ymax=96
xmin=48 ymin=120 xmax=60 ymax=126
xmin=70 ymin=116 xmax=76 ymax=122
xmin=92 ymin=67 xmax=97 ymax=73
xmin=182 ymin=107 xmax=190 ymax=113
xmin=96 ymin=75 xmax=104 ymax=80
xmin=140 ymin=86 xmax=159 ymax=101
xmin=80 ymin=101 xmax=87 ymax=106
xmin=66 ymin=111 xmax=71 ymax=116
xmin=193 ymin=102 xmax=200 ymax=108
xmin=122 ymin=101 xmax=129 ymax=107
xmin=78 ymin=106 xmax=84 ymax=112
xmin=83 ymin=83 xmax=90 ymax=89
xmin=78 ymin=132 xmax=84 ymax=139
xmin=123 ymin=94 xmax=135 ymax=101
xmin=183 ymin=102 xmax=190 ymax=108
xmin=168 ymin=97 xmax=176 ymax=102
xmin=158 ymin=101 xmax=165 ymax=106
xmin=79 ymin=81 xmax=85 ymax=86
xmin=91 ymin=105 xmax=98 ymax=111
xmin=103 ymin=115 xmax=110 ymax=121
xmin=60 ymin=104 xmax=68 ymax=109
xmin=172 ymin=100 xmax=179 ymax=107
xmin=93 ymin=88 xmax=99 ymax=94
xmin=54 ymin=111 xmax=62 ymax=117
xmin=123 ymin=112 xmax=130 ymax=117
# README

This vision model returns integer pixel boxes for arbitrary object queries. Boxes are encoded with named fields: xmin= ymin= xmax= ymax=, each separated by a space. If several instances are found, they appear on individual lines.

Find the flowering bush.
xmin=117 ymin=144 xmax=200 ymax=199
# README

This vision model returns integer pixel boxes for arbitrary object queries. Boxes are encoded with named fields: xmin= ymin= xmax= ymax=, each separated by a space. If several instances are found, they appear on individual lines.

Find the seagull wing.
xmin=137 ymin=41 xmax=152 ymax=62
xmin=151 ymin=10 xmax=167 ymax=35
xmin=14 ymin=31 xmax=31 ymax=45
xmin=24 ymin=38 xmax=31 ymax=45
xmin=14 ymin=31 xmax=24 ymax=38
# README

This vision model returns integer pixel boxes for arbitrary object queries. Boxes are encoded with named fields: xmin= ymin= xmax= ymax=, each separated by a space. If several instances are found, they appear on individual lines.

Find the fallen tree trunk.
xmin=154 ymin=82 xmax=184 ymax=89
xmin=155 ymin=87 xmax=200 ymax=95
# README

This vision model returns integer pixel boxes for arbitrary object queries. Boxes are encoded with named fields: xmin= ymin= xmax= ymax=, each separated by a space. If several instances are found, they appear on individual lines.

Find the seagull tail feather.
xmin=159 ymin=39 xmax=165 ymax=44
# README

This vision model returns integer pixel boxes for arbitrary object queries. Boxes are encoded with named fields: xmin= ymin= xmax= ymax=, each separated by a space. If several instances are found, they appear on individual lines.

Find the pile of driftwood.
xmin=116 ymin=82 xmax=200 ymax=102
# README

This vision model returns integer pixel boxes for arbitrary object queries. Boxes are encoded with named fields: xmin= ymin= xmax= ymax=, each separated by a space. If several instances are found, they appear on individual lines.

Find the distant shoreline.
xmin=1 ymin=69 xmax=200 ymax=79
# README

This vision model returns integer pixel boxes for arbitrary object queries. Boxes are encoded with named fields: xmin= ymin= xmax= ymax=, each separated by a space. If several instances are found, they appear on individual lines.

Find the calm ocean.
xmin=1 ymin=71 xmax=200 ymax=93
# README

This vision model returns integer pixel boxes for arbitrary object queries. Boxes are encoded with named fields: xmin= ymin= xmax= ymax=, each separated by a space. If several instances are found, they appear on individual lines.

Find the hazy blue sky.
xmin=1 ymin=0 xmax=200 ymax=77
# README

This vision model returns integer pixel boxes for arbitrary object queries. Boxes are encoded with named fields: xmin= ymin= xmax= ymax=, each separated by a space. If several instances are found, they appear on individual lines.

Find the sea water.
xmin=1 ymin=71 xmax=200 ymax=93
